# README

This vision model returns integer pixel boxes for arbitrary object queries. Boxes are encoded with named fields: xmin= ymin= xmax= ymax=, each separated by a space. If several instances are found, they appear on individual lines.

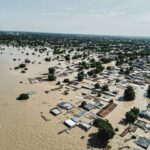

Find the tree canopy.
xmin=125 ymin=107 xmax=139 ymax=123
xmin=93 ymin=118 xmax=115 ymax=145
xmin=124 ymin=85 xmax=135 ymax=101
xmin=147 ymin=85 xmax=150 ymax=99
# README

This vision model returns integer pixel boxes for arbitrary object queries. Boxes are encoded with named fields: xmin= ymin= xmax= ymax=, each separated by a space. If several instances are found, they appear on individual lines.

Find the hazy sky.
xmin=0 ymin=0 xmax=150 ymax=36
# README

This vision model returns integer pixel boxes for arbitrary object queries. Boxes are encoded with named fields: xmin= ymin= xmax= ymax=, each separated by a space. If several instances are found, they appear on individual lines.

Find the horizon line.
xmin=0 ymin=30 xmax=150 ymax=39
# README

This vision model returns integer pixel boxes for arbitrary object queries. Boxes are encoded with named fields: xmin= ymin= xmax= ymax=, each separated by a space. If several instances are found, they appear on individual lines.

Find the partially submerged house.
xmin=58 ymin=102 xmax=74 ymax=110
xmin=139 ymin=110 xmax=150 ymax=120
xmin=64 ymin=119 xmax=76 ymax=128
xmin=135 ymin=136 xmax=150 ymax=149
xmin=83 ymin=103 xmax=96 ymax=111
xmin=134 ymin=120 xmax=147 ymax=130
xmin=50 ymin=107 xmax=61 ymax=116
xmin=71 ymin=116 xmax=79 ymax=123
xmin=75 ymin=109 xmax=87 ymax=118
xmin=79 ymin=122 xmax=91 ymax=131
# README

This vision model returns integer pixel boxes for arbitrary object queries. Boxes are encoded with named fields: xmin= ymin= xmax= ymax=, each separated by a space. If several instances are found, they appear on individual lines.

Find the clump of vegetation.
xmin=72 ymin=54 xmax=82 ymax=59
xmin=17 ymin=93 xmax=29 ymax=100
xmin=19 ymin=63 xmax=26 ymax=68
xmin=125 ymin=107 xmax=139 ymax=123
xmin=24 ymin=68 xmax=28 ymax=70
xmin=65 ymin=54 xmax=70 ymax=61
xmin=45 ymin=57 xmax=51 ymax=62
xmin=106 ymin=66 xmax=112 ymax=70
xmin=77 ymin=71 xmax=84 ymax=81
xmin=115 ymin=128 xmax=119 ymax=132
xmin=97 ymin=92 xmax=101 ymax=97
xmin=25 ymin=59 xmax=30 ymax=63
xmin=93 ymin=118 xmax=115 ymax=145
xmin=14 ymin=66 xmax=19 ymax=70
xmin=131 ymin=135 xmax=136 ymax=139
xmin=48 ymin=67 xmax=55 ymax=74
xmin=124 ymin=86 xmax=135 ymax=101
xmin=53 ymin=49 xmax=64 ymax=55
xmin=48 ymin=74 xmax=56 ymax=81
xmin=102 ymin=84 xmax=109 ymax=91
xmin=125 ymin=68 xmax=131 ymax=75
xmin=78 ymin=61 xmax=89 ymax=70
xmin=48 ymin=67 xmax=56 ymax=81
xmin=147 ymin=85 xmax=150 ymax=99
xmin=63 ymin=78 xmax=70 ymax=83
xmin=56 ymin=81 xmax=61 ymax=85
xmin=21 ymin=70 xmax=26 ymax=73
xmin=95 ymin=83 xmax=100 ymax=89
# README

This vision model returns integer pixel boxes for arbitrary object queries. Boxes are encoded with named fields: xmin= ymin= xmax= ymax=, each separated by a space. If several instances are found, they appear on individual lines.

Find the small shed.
xmin=50 ymin=108 xmax=61 ymax=116
xmin=64 ymin=119 xmax=76 ymax=128
xmin=79 ymin=122 xmax=91 ymax=131
xmin=71 ymin=116 xmax=79 ymax=123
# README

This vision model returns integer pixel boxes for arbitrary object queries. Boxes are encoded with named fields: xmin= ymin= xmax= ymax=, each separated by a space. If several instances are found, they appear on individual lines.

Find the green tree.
xmin=48 ymin=67 xmax=55 ymax=74
xmin=125 ymin=107 xmax=139 ymax=123
xmin=124 ymin=86 xmax=135 ymax=101
xmin=131 ymin=107 xmax=140 ymax=116
xmin=17 ymin=93 xmax=29 ymax=100
xmin=65 ymin=54 xmax=70 ymax=61
xmin=63 ymin=78 xmax=70 ymax=83
xmin=48 ymin=74 xmax=56 ymax=81
xmin=97 ymin=92 xmax=101 ymax=97
xmin=102 ymin=84 xmax=109 ymax=91
xmin=77 ymin=71 xmax=84 ymax=81
xmin=147 ymin=85 xmax=150 ymax=98
xmin=125 ymin=68 xmax=130 ymax=75
xmin=19 ymin=63 xmax=26 ymax=68
xmin=106 ymin=66 xmax=111 ymax=70
xmin=93 ymin=118 xmax=115 ymax=144
xmin=95 ymin=83 xmax=100 ymax=89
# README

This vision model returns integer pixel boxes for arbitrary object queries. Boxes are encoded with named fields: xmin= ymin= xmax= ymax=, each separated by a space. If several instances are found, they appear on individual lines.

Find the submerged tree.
xmin=93 ymin=118 xmax=115 ymax=145
xmin=125 ymin=107 xmax=139 ymax=123
xmin=48 ymin=67 xmax=55 ymax=74
xmin=77 ymin=71 xmax=84 ymax=81
xmin=147 ymin=85 xmax=150 ymax=99
xmin=17 ymin=93 xmax=29 ymax=100
xmin=95 ymin=83 xmax=100 ymax=89
xmin=65 ymin=54 xmax=70 ymax=61
xmin=102 ymin=84 xmax=109 ymax=91
xmin=48 ymin=74 xmax=56 ymax=81
xmin=124 ymin=86 xmax=135 ymax=101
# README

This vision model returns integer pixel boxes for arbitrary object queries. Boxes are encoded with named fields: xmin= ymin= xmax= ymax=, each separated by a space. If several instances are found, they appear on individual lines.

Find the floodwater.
xmin=0 ymin=46 xmax=97 ymax=150
xmin=0 ymin=46 xmax=149 ymax=150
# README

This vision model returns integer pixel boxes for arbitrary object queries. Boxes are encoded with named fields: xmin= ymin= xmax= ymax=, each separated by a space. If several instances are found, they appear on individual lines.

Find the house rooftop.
xmin=83 ymin=103 xmax=96 ymax=111
xmin=58 ymin=102 xmax=74 ymax=110
xmin=64 ymin=119 xmax=76 ymax=127
xmin=50 ymin=108 xmax=61 ymax=116
xmin=135 ymin=136 xmax=150 ymax=149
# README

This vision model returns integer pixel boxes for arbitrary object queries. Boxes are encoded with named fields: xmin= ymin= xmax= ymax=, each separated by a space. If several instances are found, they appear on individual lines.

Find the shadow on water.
xmin=87 ymin=133 xmax=110 ymax=149
xmin=118 ymin=118 xmax=128 ymax=126
xmin=117 ymin=96 xmax=124 ymax=101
